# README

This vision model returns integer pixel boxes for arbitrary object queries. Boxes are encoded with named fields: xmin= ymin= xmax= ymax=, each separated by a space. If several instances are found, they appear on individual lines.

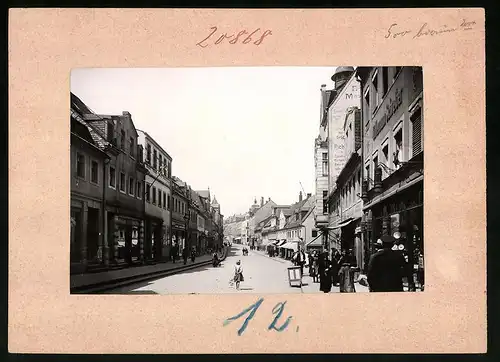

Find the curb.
xmin=71 ymin=248 xmax=229 ymax=294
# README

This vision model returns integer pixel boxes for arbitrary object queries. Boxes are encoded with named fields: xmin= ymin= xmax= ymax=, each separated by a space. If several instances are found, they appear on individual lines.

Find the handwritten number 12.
xmin=223 ymin=298 xmax=293 ymax=336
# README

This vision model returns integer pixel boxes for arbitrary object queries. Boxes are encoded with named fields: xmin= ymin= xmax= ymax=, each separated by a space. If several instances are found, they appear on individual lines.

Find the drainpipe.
xmin=102 ymin=157 xmax=110 ymax=267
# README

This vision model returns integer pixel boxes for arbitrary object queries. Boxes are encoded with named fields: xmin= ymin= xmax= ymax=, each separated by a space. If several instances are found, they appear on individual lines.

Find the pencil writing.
xmin=196 ymin=27 xmax=273 ymax=48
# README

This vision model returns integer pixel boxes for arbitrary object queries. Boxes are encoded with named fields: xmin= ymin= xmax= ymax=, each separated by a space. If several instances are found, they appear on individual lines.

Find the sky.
xmin=71 ymin=66 xmax=337 ymax=217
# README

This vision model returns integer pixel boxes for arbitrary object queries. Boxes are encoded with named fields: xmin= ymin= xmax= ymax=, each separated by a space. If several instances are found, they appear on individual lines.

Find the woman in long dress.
xmin=318 ymin=252 xmax=332 ymax=293
xmin=233 ymin=260 xmax=244 ymax=290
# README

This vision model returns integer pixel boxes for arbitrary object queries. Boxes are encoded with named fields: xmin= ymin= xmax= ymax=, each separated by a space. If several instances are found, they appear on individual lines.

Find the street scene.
xmin=70 ymin=66 xmax=424 ymax=294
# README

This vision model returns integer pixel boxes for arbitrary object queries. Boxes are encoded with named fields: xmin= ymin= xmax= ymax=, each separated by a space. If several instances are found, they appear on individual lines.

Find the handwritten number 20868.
xmin=197 ymin=27 xmax=272 ymax=47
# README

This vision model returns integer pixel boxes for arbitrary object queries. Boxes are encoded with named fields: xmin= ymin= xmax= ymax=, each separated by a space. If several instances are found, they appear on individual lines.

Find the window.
xmin=163 ymin=159 xmax=167 ymax=176
xmin=146 ymin=184 xmax=151 ymax=202
xmin=372 ymin=70 xmax=379 ymax=110
xmin=382 ymin=142 xmax=389 ymax=178
xmin=365 ymin=163 xmax=370 ymax=183
xmin=364 ymin=88 xmax=370 ymax=119
xmin=168 ymin=161 xmax=172 ymax=178
xmin=312 ymin=230 xmax=318 ymax=237
xmin=373 ymin=155 xmax=379 ymax=179
xmin=90 ymin=160 xmax=98 ymax=184
xmin=411 ymin=109 xmax=423 ymax=157
xmin=152 ymin=187 xmax=157 ymax=204
xmin=76 ymin=153 xmax=85 ymax=178
xmin=163 ymin=192 xmax=167 ymax=209
xmin=382 ymin=67 xmax=389 ymax=96
xmin=167 ymin=195 xmax=170 ymax=210
xmin=153 ymin=149 xmax=157 ymax=170
xmin=107 ymin=121 xmax=115 ymax=142
xmin=159 ymin=155 xmax=162 ymax=173
xmin=322 ymin=190 xmax=328 ymax=214
xmin=129 ymin=177 xmax=134 ymax=195
xmin=120 ymin=130 xmax=126 ymax=150
xmin=129 ymin=137 xmax=135 ymax=158
xmin=137 ymin=181 xmax=142 ymax=199
xmin=109 ymin=166 xmax=116 ymax=188
xmin=322 ymin=152 xmax=328 ymax=176
xmin=119 ymin=172 xmax=126 ymax=192
xmin=158 ymin=189 xmax=162 ymax=208
xmin=146 ymin=144 xmax=152 ymax=164
xmin=393 ymin=127 xmax=403 ymax=168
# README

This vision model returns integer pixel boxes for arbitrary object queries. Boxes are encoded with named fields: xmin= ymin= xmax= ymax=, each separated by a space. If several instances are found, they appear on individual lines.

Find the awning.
xmin=276 ymin=240 xmax=287 ymax=247
xmin=282 ymin=242 xmax=298 ymax=252
xmin=327 ymin=218 xmax=354 ymax=230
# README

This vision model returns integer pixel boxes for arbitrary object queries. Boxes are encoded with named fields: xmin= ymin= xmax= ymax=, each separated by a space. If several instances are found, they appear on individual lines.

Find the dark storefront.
xmin=362 ymin=153 xmax=424 ymax=289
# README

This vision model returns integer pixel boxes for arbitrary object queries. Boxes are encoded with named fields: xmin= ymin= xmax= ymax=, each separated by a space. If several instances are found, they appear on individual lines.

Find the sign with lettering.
xmin=372 ymin=88 xmax=403 ymax=139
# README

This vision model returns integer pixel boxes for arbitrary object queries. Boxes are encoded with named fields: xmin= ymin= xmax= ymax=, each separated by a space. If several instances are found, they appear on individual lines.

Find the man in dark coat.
xmin=318 ymin=252 xmax=332 ymax=293
xmin=367 ymin=235 xmax=407 ymax=292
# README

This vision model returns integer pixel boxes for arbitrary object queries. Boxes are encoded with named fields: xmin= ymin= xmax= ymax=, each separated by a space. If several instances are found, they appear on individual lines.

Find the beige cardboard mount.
xmin=8 ymin=8 xmax=486 ymax=354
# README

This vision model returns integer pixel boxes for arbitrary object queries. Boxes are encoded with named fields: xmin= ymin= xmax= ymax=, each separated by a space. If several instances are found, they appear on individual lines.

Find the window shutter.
xmin=412 ymin=116 xmax=422 ymax=156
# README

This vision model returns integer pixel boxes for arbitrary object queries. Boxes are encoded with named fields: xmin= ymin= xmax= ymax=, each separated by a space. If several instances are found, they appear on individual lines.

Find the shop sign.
xmin=372 ymin=88 xmax=403 ymax=139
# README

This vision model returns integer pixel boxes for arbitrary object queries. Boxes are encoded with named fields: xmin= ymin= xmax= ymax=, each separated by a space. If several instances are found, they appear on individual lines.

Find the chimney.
xmin=261 ymin=197 xmax=264 ymax=207
xmin=307 ymin=193 xmax=312 ymax=198
xmin=299 ymin=191 xmax=303 ymax=202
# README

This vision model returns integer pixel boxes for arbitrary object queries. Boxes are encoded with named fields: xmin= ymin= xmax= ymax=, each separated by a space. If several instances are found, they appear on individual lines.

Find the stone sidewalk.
xmin=71 ymin=250 xmax=225 ymax=290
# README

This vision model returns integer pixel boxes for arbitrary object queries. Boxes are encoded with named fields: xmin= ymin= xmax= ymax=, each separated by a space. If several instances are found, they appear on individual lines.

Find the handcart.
xmin=287 ymin=266 xmax=302 ymax=287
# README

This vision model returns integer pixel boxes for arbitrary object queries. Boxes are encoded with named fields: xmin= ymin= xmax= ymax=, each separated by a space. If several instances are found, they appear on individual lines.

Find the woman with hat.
xmin=367 ymin=234 xmax=407 ymax=292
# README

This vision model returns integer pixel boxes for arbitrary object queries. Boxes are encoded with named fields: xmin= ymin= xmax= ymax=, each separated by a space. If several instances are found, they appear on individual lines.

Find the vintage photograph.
xmin=69 ymin=66 xmax=424 ymax=295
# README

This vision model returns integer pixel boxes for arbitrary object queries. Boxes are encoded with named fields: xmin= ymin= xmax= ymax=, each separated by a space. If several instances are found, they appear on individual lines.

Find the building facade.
xmin=358 ymin=66 xmax=424 ymax=279
xmin=137 ymin=130 xmax=172 ymax=262
xmin=329 ymin=106 xmax=365 ymax=268
xmin=171 ymin=177 xmax=190 ymax=254
xmin=70 ymin=100 xmax=109 ymax=273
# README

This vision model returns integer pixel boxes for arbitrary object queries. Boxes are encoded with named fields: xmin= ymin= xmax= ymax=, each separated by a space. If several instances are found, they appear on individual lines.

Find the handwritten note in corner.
xmin=196 ymin=27 xmax=273 ymax=48
xmin=384 ymin=18 xmax=477 ymax=40
xmin=223 ymin=298 xmax=297 ymax=336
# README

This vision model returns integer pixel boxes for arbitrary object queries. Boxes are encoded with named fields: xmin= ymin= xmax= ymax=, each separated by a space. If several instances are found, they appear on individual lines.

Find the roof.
xmin=196 ymin=190 xmax=210 ymax=199
xmin=333 ymin=66 xmax=355 ymax=78
xmin=70 ymin=93 xmax=110 ymax=151
xmin=282 ymin=195 xmax=315 ymax=230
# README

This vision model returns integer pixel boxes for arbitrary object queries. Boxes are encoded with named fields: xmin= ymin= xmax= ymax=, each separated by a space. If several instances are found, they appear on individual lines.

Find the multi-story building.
xmin=281 ymin=193 xmax=316 ymax=255
xmin=171 ymin=176 xmax=190 ymax=254
xmin=137 ymin=130 xmax=173 ymax=262
xmin=314 ymin=84 xmax=335 ymax=245
xmin=329 ymin=106 xmax=365 ymax=268
xmin=314 ymin=67 xmax=361 ymax=252
xmin=76 ymin=103 xmax=148 ymax=267
xmin=70 ymin=96 xmax=110 ymax=273
xmin=357 ymin=66 xmax=423 ymax=275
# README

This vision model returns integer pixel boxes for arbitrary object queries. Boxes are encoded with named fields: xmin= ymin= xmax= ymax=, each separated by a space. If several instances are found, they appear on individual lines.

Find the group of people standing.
xmin=169 ymin=243 xmax=197 ymax=265
xmin=307 ymin=248 xmax=358 ymax=293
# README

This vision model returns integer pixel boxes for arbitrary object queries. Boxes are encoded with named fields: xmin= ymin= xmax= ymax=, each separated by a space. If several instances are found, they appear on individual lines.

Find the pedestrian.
xmin=309 ymin=252 xmax=318 ymax=283
xmin=338 ymin=249 xmax=357 ymax=293
xmin=318 ymin=252 xmax=332 ymax=293
xmin=182 ymin=246 xmax=188 ymax=265
xmin=367 ymin=234 xmax=408 ymax=292
xmin=190 ymin=246 xmax=196 ymax=263
xmin=294 ymin=247 xmax=306 ymax=277
xmin=233 ymin=260 xmax=244 ymax=290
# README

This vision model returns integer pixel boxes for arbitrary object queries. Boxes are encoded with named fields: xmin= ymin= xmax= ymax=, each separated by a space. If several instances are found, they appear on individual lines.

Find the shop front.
xmin=172 ymin=218 xmax=187 ymax=255
xmin=362 ymin=154 xmax=424 ymax=289
xmin=108 ymin=212 xmax=144 ymax=265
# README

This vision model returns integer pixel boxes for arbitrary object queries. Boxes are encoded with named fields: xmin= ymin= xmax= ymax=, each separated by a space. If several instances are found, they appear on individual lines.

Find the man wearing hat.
xmin=367 ymin=234 xmax=407 ymax=292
